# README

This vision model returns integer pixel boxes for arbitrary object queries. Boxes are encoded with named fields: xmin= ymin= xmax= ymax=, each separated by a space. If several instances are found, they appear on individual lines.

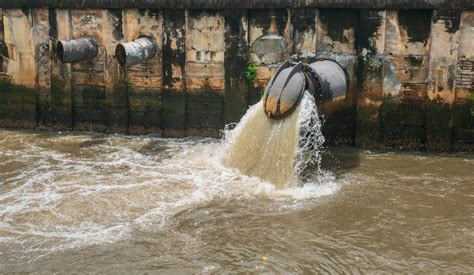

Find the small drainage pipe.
xmin=56 ymin=37 xmax=99 ymax=63
xmin=115 ymin=37 xmax=158 ymax=68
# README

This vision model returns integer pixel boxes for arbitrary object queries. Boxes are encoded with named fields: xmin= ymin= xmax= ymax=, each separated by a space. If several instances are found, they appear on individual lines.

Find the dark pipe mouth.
xmin=115 ymin=44 xmax=127 ymax=67
xmin=56 ymin=41 xmax=65 ymax=63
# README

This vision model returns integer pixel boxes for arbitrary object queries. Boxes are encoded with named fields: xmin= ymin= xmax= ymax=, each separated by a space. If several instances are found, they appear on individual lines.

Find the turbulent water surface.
xmin=0 ymin=102 xmax=473 ymax=272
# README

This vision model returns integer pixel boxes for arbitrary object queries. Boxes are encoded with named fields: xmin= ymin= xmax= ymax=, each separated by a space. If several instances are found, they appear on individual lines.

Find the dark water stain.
xmin=48 ymin=8 xmax=58 ymax=40
xmin=433 ymin=9 xmax=461 ymax=34
xmin=108 ymin=9 xmax=124 ymax=41
xmin=249 ymin=9 xmax=288 ymax=37
xmin=319 ymin=9 xmax=359 ymax=44
xmin=398 ymin=9 xmax=432 ymax=43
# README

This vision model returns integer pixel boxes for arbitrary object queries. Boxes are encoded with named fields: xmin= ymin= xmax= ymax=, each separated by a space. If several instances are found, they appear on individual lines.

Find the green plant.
xmin=245 ymin=64 xmax=257 ymax=84
xmin=467 ymin=92 xmax=474 ymax=102
xmin=468 ymin=92 xmax=474 ymax=116
xmin=126 ymin=81 xmax=134 ymax=91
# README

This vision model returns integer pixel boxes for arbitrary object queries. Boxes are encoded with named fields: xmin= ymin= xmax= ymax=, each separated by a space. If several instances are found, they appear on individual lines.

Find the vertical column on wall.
xmin=69 ymin=10 xmax=107 ymax=131
xmin=103 ymin=9 xmax=128 ymax=133
xmin=50 ymin=9 xmax=73 ymax=129
xmin=0 ymin=8 xmax=5 ymax=99
xmin=426 ymin=10 xmax=461 ymax=151
xmin=185 ymin=10 xmax=225 ymax=137
xmin=224 ymin=9 xmax=248 ymax=125
xmin=0 ymin=9 xmax=3 ymax=40
xmin=122 ymin=9 xmax=139 ymax=134
xmin=124 ymin=9 xmax=163 ymax=135
xmin=0 ymin=9 xmax=38 ymax=128
xmin=290 ymin=8 xmax=317 ymax=63
xmin=453 ymin=11 xmax=474 ymax=151
xmin=381 ymin=10 xmax=432 ymax=150
xmin=356 ymin=10 xmax=386 ymax=148
xmin=161 ymin=9 xmax=186 ymax=137
xmin=32 ymin=9 xmax=52 ymax=127
xmin=316 ymin=9 xmax=359 ymax=145
xmin=248 ymin=9 xmax=290 ymax=106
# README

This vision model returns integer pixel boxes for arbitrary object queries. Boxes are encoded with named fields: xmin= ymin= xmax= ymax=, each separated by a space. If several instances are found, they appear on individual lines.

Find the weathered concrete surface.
xmin=453 ymin=11 xmax=474 ymax=151
xmin=69 ymin=9 xmax=108 ymax=132
xmin=425 ymin=10 xmax=461 ymax=151
xmin=161 ymin=9 xmax=186 ymax=137
xmin=185 ymin=10 xmax=225 ymax=137
xmin=0 ymin=9 xmax=38 ymax=128
xmin=224 ymin=9 xmax=248 ymax=125
xmin=380 ymin=9 xmax=433 ymax=150
xmin=356 ymin=10 xmax=386 ymax=148
xmin=1 ymin=0 xmax=473 ymax=10
xmin=33 ymin=9 xmax=52 ymax=128
xmin=123 ymin=9 xmax=163 ymax=134
xmin=248 ymin=9 xmax=291 ymax=106
xmin=0 ymin=7 xmax=473 ymax=151
xmin=49 ymin=9 xmax=73 ymax=129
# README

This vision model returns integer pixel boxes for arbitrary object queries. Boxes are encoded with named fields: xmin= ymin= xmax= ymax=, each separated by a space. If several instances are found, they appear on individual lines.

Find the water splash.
xmin=222 ymin=92 xmax=326 ymax=188
xmin=0 ymin=96 xmax=339 ymax=261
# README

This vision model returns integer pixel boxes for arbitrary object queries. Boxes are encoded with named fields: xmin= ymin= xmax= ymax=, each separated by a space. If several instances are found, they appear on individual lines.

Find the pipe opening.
xmin=115 ymin=44 xmax=127 ymax=67
xmin=56 ymin=41 xmax=65 ymax=63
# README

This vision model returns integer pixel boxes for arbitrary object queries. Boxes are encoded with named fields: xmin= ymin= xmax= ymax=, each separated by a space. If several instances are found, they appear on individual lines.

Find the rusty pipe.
xmin=305 ymin=60 xmax=347 ymax=103
xmin=262 ymin=59 xmax=347 ymax=119
xmin=115 ymin=37 xmax=158 ymax=67
xmin=56 ymin=37 xmax=99 ymax=63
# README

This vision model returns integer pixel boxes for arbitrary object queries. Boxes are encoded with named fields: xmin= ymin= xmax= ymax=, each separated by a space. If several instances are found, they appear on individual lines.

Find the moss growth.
xmin=467 ymin=92 xmax=474 ymax=116
xmin=245 ymin=64 xmax=257 ymax=84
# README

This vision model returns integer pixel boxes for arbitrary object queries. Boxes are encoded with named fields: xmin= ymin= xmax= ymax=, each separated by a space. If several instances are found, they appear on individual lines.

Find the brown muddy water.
xmin=0 ymin=128 xmax=473 ymax=273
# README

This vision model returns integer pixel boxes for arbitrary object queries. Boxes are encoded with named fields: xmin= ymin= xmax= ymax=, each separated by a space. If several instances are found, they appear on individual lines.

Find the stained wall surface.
xmin=0 ymin=3 xmax=473 ymax=151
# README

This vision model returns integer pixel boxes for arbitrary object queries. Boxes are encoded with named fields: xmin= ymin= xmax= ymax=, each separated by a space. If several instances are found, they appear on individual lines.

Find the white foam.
xmin=0 ymin=95 xmax=339 ymax=257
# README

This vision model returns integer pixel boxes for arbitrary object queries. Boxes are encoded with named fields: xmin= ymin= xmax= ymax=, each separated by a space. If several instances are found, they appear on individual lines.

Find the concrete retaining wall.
xmin=0 ymin=3 xmax=473 ymax=151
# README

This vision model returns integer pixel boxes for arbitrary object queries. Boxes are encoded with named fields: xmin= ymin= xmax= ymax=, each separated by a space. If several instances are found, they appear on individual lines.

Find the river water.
xmin=0 ymin=106 xmax=473 ymax=272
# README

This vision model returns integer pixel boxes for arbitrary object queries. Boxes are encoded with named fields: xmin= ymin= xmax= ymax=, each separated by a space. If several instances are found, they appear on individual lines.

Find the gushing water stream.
xmin=223 ymin=92 xmax=324 ymax=188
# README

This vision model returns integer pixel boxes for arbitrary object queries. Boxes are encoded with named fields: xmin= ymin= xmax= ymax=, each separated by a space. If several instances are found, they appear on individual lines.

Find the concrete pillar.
xmin=453 ymin=11 xmax=474 ymax=151
xmin=185 ymin=10 xmax=225 ymax=137
xmin=0 ymin=9 xmax=38 ymax=128
xmin=50 ymin=9 xmax=73 ymax=129
xmin=123 ymin=9 xmax=163 ymax=135
xmin=224 ymin=9 xmax=248 ymax=125
xmin=381 ymin=9 xmax=433 ymax=150
xmin=32 ymin=8 xmax=52 ymax=127
xmin=356 ymin=10 xmax=386 ymax=148
xmin=0 ymin=8 xmax=5 ymax=62
xmin=426 ymin=10 xmax=461 ymax=151
xmin=161 ymin=9 xmax=186 ymax=137
xmin=0 ymin=9 xmax=3 ymax=42
xmin=68 ymin=9 xmax=107 ymax=131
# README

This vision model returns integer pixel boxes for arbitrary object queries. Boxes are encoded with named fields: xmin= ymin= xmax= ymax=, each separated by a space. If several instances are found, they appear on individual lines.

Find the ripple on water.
xmin=1 ymin=130 xmax=472 ymax=273
xmin=0 ymin=130 xmax=340 ymax=267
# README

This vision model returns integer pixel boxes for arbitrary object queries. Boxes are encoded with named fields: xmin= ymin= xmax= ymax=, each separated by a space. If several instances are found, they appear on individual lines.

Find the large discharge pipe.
xmin=115 ymin=37 xmax=158 ymax=67
xmin=263 ymin=59 xmax=347 ymax=119
xmin=56 ymin=37 xmax=99 ymax=63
